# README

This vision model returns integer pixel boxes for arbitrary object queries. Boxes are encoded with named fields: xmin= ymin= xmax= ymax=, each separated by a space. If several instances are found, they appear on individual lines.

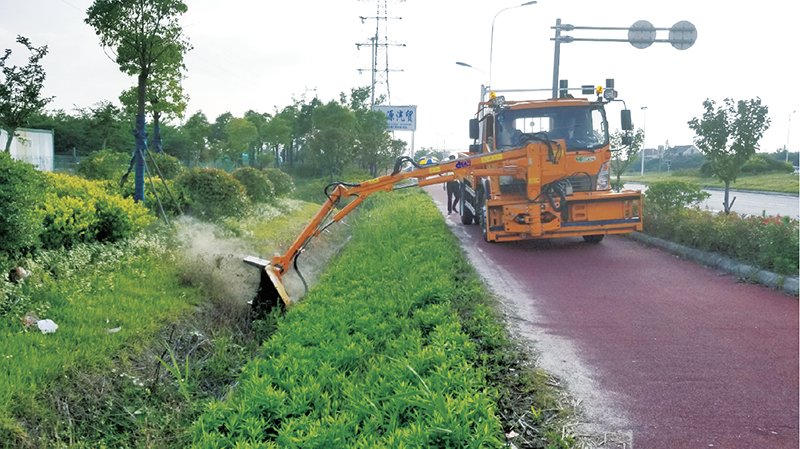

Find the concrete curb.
xmin=624 ymin=232 xmax=799 ymax=297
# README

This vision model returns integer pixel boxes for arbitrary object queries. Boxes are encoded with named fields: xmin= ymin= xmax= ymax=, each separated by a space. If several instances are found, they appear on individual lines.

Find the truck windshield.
xmin=495 ymin=105 xmax=608 ymax=151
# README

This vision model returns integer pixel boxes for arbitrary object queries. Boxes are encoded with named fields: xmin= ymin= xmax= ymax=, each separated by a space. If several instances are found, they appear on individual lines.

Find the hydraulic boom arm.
xmin=244 ymin=144 xmax=538 ymax=309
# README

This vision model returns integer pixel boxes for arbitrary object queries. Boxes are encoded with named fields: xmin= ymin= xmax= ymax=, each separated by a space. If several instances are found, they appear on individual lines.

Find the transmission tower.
xmin=356 ymin=0 xmax=405 ymax=106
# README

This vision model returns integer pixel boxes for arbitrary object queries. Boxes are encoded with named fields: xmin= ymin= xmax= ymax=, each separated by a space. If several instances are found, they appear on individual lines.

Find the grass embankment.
xmin=0 ymin=199 xmax=327 ymax=447
xmin=190 ymin=189 xmax=572 ymax=448
xmin=622 ymin=172 xmax=799 ymax=194
xmin=0 ymin=235 xmax=202 ymax=444
xmin=2 ymin=186 xmax=571 ymax=447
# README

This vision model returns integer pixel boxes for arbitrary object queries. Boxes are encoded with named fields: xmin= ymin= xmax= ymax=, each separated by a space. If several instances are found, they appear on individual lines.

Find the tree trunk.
xmin=723 ymin=180 xmax=731 ymax=215
xmin=152 ymin=111 xmax=163 ymax=154
xmin=134 ymin=71 xmax=148 ymax=204
xmin=3 ymin=126 xmax=17 ymax=154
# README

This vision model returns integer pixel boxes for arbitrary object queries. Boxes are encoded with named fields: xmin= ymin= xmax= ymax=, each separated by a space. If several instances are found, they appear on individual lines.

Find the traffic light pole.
xmin=550 ymin=19 xmax=697 ymax=99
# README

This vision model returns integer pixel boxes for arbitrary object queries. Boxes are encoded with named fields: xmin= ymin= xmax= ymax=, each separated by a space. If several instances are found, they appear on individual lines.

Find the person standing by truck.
xmin=444 ymin=155 xmax=461 ymax=214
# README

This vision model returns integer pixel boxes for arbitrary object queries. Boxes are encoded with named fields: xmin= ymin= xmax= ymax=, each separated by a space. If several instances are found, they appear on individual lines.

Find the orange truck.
xmin=245 ymin=82 xmax=642 ymax=310
xmin=458 ymin=87 xmax=642 ymax=243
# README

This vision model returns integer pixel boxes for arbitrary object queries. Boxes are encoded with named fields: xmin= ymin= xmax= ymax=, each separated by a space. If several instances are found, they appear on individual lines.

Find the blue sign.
xmin=373 ymin=105 xmax=417 ymax=131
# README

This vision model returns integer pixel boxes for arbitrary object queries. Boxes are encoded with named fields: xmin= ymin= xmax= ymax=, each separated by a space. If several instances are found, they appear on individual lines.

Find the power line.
xmin=356 ymin=0 xmax=405 ymax=106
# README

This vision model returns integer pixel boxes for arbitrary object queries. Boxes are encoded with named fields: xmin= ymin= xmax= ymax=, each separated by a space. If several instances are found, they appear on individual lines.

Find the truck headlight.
xmin=596 ymin=162 xmax=610 ymax=190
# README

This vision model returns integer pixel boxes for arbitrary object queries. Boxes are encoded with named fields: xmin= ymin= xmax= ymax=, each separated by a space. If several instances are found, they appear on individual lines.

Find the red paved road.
xmin=424 ymin=185 xmax=799 ymax=448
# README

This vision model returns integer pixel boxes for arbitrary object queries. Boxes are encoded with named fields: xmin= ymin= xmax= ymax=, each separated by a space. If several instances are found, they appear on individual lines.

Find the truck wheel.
xmin=460 ymin=184 xmax=474 ymax=225
xmin=479 ymin=205 xmax=491 ymax=242
xmin=460 ymin=202 xmax=474 ymax=225
xmin=583 ymin=234 xmax=605 ymax=244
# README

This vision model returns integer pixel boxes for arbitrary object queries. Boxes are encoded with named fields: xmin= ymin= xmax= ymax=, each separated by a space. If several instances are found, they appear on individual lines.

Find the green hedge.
xmin=0 ymin=153 xmax=45 ymax=259
xmin=1 ymin=154 xmax=154 ymax=261
xmin=175 ymin=168 xmax=250 ymax=219
xmin=643 ymin=181 xmax=799 ymax=276
xmin=232 ymin=167 xmax=274 ymax=203
xmin=42 ymin=173 xmax=154 ymax=248
xmin=263 ymin=168 xmax=295 ymax=197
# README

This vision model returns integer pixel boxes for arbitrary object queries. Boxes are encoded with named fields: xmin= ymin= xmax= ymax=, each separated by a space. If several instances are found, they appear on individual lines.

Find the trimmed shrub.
xmin=263 ymin=167 xmax=295 ymax=197
xmin=77 ymin=148 xmax=130 ymax=181
xmin=643 ymin=180 xmax=710 ymax=217
xmin=643 ymin=208 xmax=799 ymax=276
xmin=175 ymin=168 xmax=250 ymax=219
xmin=232 ymin=166 xmax=274 ymax=203
xmin=741 ymin=156 xmax=794 ymax=174
xmin=0 ymin=153 xmax=45 ymax=257
xmin=40 ymin=193 xmax=98 ymax=249
xmin=93 ymin=194 xmax=155 ymax=242
xmin=149 ymin=152 xmax=185 ymax=180
xmin=42 ymin=173 xmax=155 ymax=247
xmin=758 ymin=215 xmax=799 ymax=274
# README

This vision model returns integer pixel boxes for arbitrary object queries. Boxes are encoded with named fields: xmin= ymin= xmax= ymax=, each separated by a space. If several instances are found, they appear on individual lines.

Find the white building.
xmin=1 ymin=127 xmax=54 ymax=172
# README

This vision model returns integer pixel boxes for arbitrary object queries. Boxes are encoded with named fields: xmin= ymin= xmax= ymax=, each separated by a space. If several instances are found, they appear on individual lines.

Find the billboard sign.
xmin=373 ymin=105 xmax=417 ymax=131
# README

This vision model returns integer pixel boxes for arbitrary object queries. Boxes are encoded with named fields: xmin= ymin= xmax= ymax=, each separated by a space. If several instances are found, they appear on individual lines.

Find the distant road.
xmin=623 ymin=182 xmax=799 ymax=220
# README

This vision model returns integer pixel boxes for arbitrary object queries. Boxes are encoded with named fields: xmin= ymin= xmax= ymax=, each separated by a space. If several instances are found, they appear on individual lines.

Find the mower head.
xmin=244 ymin=256 xmax=291 ymax=316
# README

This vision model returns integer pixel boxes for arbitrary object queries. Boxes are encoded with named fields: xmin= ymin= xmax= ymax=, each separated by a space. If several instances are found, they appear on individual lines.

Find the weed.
xmin=155 ymin=341 xmax=193 ymax=402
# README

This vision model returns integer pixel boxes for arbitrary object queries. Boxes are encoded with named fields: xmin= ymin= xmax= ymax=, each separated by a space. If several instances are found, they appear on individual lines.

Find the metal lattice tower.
xmin=356 ymin=0 xmax=405 ymax=106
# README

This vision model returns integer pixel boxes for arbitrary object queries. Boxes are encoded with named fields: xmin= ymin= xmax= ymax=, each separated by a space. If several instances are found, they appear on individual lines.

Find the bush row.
xmin=1 ymin=151 xmax=297 ymax=264
xmin=700 ymin=155 xmax=794 ymax=176
xmin=76 ymin=149 xmax=295 ymax=220
xmin=0 ymin=153 xmax=154 ymax=262
xmin=643 ymin=180 xmax=799 ymax=276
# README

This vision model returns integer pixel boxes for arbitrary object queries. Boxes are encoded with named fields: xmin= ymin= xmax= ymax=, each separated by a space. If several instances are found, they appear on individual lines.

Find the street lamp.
xmin=640 ymin=106 xmax=648 ymax=176
xmin=489 ymin=1 xmax=537 ymax=87
xmin=787 ymin=110 xmax=796 ymax=164
xmin=455 ymin=61 xmax=489 ymax=101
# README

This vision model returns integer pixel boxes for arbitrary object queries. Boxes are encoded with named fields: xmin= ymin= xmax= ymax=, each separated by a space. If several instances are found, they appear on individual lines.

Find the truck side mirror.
xmin=622 ymin=134 xmax=632 ymax=145
xmin=621 ymin=110 xmax=632 ymax=131
xmin=469 ymin=118 xmax=479 ymax=140
xmin=468 ymin=144 xmax=481 ymax=153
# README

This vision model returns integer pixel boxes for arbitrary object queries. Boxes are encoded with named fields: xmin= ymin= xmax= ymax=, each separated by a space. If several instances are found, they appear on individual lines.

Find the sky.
xmin=1 ymin=0 xmax=799 ymax=158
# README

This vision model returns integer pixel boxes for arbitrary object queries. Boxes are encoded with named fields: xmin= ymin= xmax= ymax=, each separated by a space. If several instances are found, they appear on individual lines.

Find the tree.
xmin=688 ymin=98 xmax=770 ymax=214
xmin=307 ymin=100 xmax=357 ymax=179
xmin=86 ymin=0 xmax=191 ymax=203
xmin=207 ymin=112 xmax=232 ymax=164
xmin=262 ymin=115 xmax=291 ymax=167
xmin=179 ymin=110 xmax=211 ymax=166
xmin=86 ymin=101 xmax=126 ymax=151
xmin=119 ymin=66 xmax=188 ymax=154
xmin=0 ymin=36 xmax=54 ymax=153
xmin=293 ymin=96 xmax=323 ymax=166
xmin=244 ymin=110 xmax=271 ymax=167
xmin=275 ymin=104 xmax=299 ymax=166
xmin=225 ymin=117 xmax=258 ymax=167
xmin=609 ymin=128 xmax=643 ymax=191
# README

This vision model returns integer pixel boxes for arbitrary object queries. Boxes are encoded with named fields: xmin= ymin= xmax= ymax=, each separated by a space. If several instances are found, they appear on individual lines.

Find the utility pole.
xmin=641 ymin=106 xmax=647 ymax=176
xmin=356 ymin=0 xmax=405 ymax=106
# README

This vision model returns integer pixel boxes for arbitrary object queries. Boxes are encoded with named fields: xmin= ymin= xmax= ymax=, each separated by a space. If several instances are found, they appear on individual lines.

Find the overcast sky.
xmin=2 ymin=0 xmax=798 ymax=158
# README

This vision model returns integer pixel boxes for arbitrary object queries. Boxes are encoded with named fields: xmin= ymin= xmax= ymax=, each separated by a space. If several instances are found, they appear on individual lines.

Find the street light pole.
xmin=640 ymin=106 xmax=648 ymax=176
xmin=455 ymin=62 xmax=489 ymax=102
xmin=489 ymin=1 xmax=537 ymax=87
xmin=787 ymin=110 xmax=796 ymax=164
